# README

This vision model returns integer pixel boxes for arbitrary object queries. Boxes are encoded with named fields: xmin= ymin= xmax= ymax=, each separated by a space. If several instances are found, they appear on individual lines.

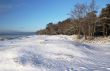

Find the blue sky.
xmin=0 ymin=0 xmax=109 ymax=32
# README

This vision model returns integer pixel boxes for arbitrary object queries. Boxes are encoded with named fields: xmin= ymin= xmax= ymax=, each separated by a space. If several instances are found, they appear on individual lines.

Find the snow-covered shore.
xmin=0 ymin=35 xmax=110 ymax=71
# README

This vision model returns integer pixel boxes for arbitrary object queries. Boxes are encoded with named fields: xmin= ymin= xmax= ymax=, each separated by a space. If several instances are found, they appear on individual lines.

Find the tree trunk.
xmin=77 ymin=23 xmax=81 ymax=39
xmin=103 ymin=23 xmax=106 ymax=37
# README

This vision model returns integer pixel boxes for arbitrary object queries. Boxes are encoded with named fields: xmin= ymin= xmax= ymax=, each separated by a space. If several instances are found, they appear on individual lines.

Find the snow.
xmin=0 ymin=35 xmax=110 ymax=71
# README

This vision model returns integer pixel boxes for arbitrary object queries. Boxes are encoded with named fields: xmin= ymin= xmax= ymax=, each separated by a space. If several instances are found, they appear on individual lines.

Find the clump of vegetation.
xmin=37 ymin=0 xmax=110 ymax=40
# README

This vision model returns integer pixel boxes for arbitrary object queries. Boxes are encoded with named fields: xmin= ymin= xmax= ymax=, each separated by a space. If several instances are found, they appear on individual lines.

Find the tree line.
xmin=36 ymin=0 xmax=110 ymax=40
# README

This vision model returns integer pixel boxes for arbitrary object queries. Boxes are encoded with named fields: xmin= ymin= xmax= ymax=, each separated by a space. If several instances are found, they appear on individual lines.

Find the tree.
xmin=88 ymin=0 xmax=97 ymax=12
xmin=86 ymin=11 xmax=97 ymax=39
xmin=71 ymin=0 xmax=97 ymax=39
xmin=99 ymin=4 xmax=110 ymax=37
xmin=46 ymin=23 xmax=57 ymax=35
xmin=71 ymin=3 xmax=88 ymax=39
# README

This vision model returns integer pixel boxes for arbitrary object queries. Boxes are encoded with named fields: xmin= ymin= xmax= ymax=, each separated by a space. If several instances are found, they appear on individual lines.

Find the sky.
xmin=0 ymin=0 xmax=110 ymax=32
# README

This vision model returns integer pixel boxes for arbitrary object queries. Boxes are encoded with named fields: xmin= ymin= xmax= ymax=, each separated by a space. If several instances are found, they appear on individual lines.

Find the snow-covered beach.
xmin=0 ymin=35 xmax=110 ymax=71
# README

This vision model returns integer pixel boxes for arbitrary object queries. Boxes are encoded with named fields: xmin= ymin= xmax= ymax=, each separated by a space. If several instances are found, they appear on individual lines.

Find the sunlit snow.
xmin=0 ymin=35 xmax=110 ymax=71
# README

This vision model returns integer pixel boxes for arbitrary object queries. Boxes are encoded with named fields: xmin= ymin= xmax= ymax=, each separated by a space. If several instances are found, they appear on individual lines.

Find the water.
xmin=0 ymin=32 xmax=35 ymax=41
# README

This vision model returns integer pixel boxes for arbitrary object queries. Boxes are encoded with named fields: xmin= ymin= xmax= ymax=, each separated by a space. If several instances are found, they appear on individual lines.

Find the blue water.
xmin=0 ymin=32 xmax=35 ymax=40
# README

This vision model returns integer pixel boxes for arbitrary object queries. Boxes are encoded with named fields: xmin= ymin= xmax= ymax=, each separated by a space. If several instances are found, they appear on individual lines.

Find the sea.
xmin=0 ymin=32 xmax=35 ymax=41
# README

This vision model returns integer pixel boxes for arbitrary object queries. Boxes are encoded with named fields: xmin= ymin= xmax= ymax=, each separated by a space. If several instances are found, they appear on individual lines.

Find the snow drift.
xmin=0 ymin=35 xmax=110 ymax=71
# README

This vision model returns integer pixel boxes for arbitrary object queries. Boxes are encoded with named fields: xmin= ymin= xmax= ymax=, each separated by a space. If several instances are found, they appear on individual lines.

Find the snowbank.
xmin=0 ymin=35 xmax=110 ymax=71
